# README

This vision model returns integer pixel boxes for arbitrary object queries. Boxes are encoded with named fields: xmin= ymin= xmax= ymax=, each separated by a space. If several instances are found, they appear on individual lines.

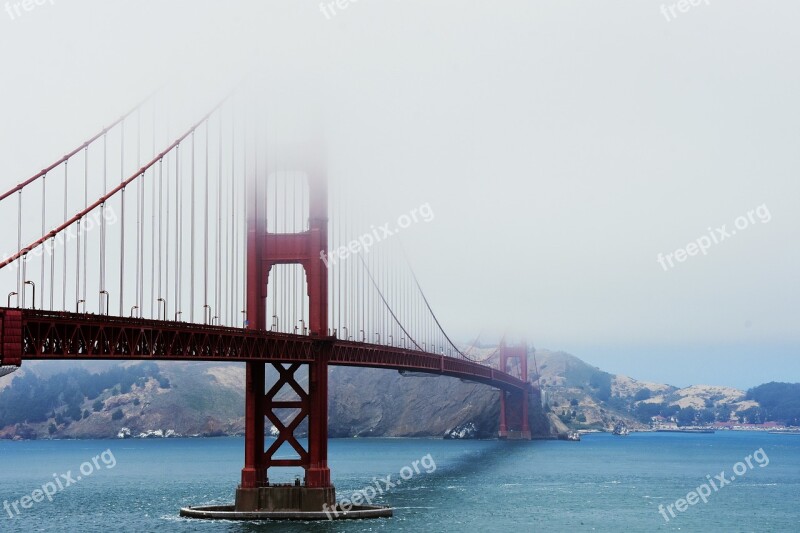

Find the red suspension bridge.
xmin=0 ymin=93 xmax=536 ymax=517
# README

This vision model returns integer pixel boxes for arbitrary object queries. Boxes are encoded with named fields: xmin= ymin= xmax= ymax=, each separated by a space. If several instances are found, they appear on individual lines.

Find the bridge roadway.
xmin=0 ymin=308 xmax=529 ymax=393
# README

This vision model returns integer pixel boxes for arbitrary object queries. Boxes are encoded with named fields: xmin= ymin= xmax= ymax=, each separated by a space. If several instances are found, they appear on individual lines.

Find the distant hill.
xmin=535 ymin=349 xmax=796 ymax=430
xmin=0 ymin=349 xmax=796 ymax=440
xmin=0 ymin=357 xmax=550 ymax=440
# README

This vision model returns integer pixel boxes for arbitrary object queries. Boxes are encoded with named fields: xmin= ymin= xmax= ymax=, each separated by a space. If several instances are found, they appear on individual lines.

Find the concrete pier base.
xmin=501 ymin=429 xmax=533 ymax=441
xmin=180 ymin=483 xmax=392 ymax=521
xmin=235 ymin=485 xmax=336 ymax=513
xmin=180 ymin=504 xmax=393 ymax=521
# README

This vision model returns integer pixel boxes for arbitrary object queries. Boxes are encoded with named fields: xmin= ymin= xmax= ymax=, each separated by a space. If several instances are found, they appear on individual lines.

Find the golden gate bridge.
xmin=0 ymin=91 xmax=536 ymax=519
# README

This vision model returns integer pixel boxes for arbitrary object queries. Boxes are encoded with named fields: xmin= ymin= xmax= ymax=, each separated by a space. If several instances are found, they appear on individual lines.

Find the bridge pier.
xmin=235 ymin=356 xmax=334 ymax=513
xmin=498 ymin=343 xmax=532 ymax=440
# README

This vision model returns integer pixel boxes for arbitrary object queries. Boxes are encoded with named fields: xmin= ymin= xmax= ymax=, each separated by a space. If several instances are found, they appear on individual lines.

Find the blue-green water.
xmin=1 ymin=432 xmax=798 ymax=532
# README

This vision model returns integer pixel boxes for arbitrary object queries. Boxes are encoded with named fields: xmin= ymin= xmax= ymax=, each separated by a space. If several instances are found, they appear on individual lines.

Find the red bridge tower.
xmin=236 ymin=140 xmax=335 ymax=512
xmin=498 ymin=343 xmax=532 ymax=440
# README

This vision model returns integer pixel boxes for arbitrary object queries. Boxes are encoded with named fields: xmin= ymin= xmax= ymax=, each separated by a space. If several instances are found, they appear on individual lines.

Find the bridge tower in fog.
xmin=498 ymin=343 xmax=532 ymax=440
xmin=237 ymin=140 xmax=335 ymax=512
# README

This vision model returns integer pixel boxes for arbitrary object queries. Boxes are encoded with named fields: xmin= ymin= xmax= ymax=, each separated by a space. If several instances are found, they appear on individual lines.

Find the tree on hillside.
xmin=634 ymin=401 xmax=668 ymax=423
xmin=634 ymin=388 xmax=652 ymax=402
xmin=716 ymin=405 xmax=733 ymax=422
xmin=738 ymin=407 xmax=765 ymax=424
xmin=698 ymin=409 xmax=715 ymax=425
xmin=746 ymin=382 xmax=800 ymax=425
xmin=676 ymin=407 xmax=697 ymax=427
xmin=589 ymin=371 xmax=612 ymax=402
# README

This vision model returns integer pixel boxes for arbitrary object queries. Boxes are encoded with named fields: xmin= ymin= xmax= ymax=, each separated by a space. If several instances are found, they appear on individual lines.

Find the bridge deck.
xmin=0 ymin=309 xmax=529 ymax=393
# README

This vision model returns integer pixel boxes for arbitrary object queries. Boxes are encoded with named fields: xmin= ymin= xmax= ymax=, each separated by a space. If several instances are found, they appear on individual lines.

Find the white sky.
xmin=1 ymin=1 xmax=798 ymax=389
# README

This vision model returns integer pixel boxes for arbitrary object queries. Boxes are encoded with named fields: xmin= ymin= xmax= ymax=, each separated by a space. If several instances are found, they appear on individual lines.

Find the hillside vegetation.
xmin=1 ymin=350 xmax=796 ymax=439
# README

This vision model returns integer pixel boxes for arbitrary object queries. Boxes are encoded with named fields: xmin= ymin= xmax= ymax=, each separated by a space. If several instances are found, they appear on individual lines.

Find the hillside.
xmin=535 ymin=350 xmax=783 ymax=430
xmin=1 ymin=348 xmax=795 ymax=440
xmin=0 ymin=358 xmax=550 ymax=440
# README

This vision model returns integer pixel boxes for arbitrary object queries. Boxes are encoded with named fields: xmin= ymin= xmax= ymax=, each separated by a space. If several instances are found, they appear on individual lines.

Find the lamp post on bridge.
xmin=24 ymin=281 xmax=35 ymax=310
xmin=99 ymin=290 xmax=109 ymax=315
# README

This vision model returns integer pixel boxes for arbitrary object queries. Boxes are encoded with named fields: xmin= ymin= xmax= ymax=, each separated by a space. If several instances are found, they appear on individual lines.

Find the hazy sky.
xmin=1 ymin=1 xmax=798 ymax=389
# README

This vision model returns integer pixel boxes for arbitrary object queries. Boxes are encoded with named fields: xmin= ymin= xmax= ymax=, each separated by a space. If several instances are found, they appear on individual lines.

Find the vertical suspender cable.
xmin=204 ymin=122 xmax=209 ymax=322
xmin=280 ymin=147 xmax=286 ymax=332
xmin=343 ymin=177 xmax=348 ymax=336
xmin=217 ymin=114 xmax=222 ymax=324
xmin=221 ymin=115 xmax=228 ymax=325
xmin=338 ymin=177 xmax=343 ymax=335
xmin=150 ymin=162 xmax=156 ymax=319
xmin=135 ymin=169 xmax=142 ymax=318
xmin=82 ymin=147 xmax=87 ymax=308
xmin=271 ymin=133 xmax=277 ymax=330
xmin=135 ymin=109 xmax=140 ymax=316
xmin=49 ymin=206 xmax=54 ymax=310
xmin=241 ymin=113 xmax=247 ymax=326
xmin=62 ymin=162 xmax=68 ymax=310
xmin=175 ymin=145 xmax=181 ymax=319
xmin=222 ymin=107 xmax=229 ymax=326
xmin=100 ymin=133 xmax=107 ymax=314
xmin=156 ymin=158 xmax=167 ymax=318
xmin=49 ymin=233 xmax=55 ymax=311
xmin=292 ymin=171 xmax=296 ymax=332
xmin=40 ymin=174 xmax=46 ymax=309
xmin=138 ymin=109 xmax=144 ymax=317
xmin=16 ymin=190 xmax=22 ymax=305
xmin=76 ymin=149 xmax=85 ymax=308
xmin=190 ymin=132 xmax=195 ymax=322
xmin=165 ymin=154 xmax=170 ymax=318
xmin=120 ymin=123 xmax=125 ymax=316
xmin=157 ymin=158 xmax=163 ymax=315
xmin=150 ymin=104 xmax=156 ymax=319
xmin=300 ymin=176 xmax=302 ymax=333
xmin=231 ymin=109 xmax=237 ymax=326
